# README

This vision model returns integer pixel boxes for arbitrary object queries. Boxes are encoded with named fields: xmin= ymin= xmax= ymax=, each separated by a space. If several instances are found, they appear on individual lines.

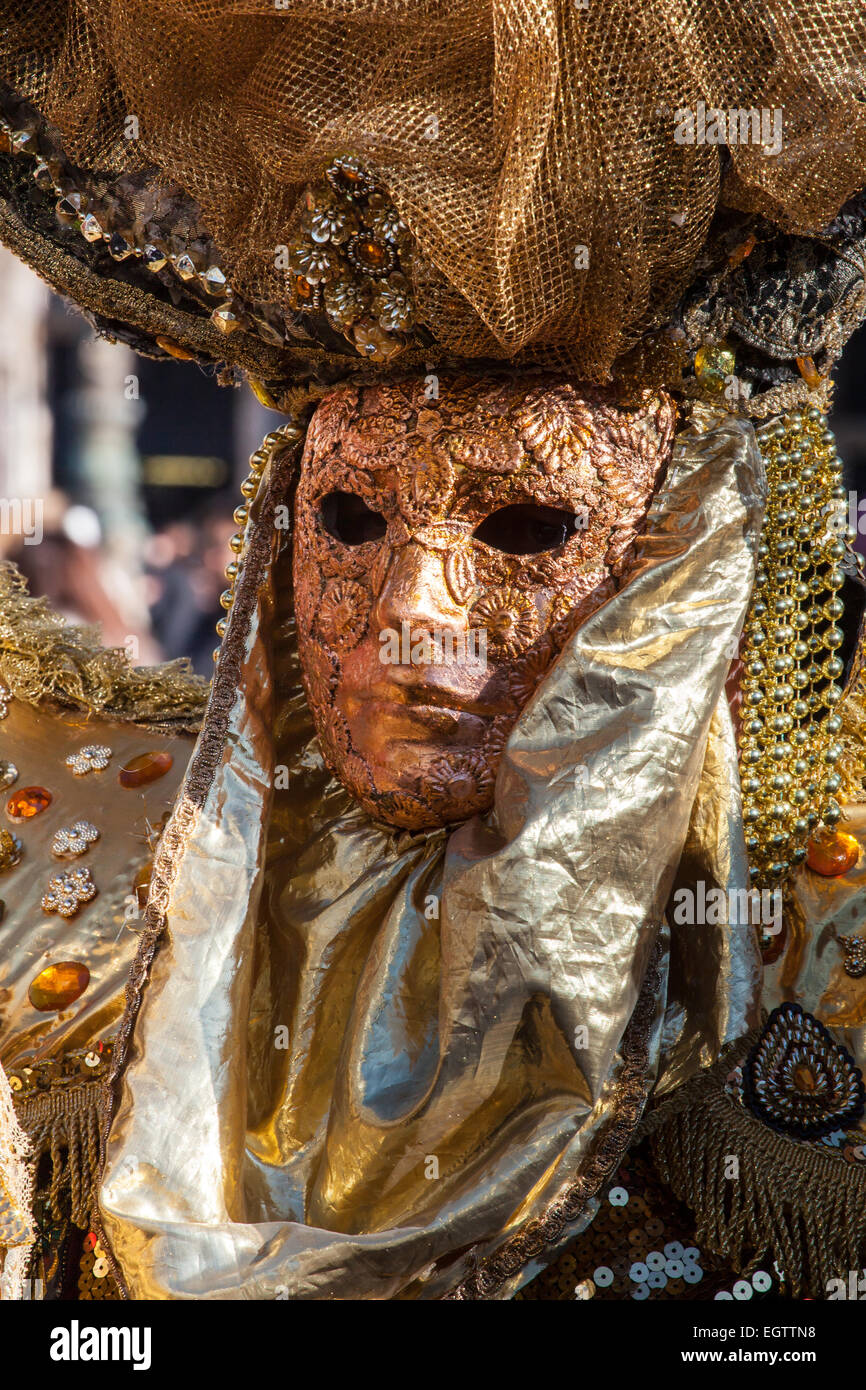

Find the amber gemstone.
xmin=119 ymin=752 xmax=173 ymax=788
xmin=6 ymin=785 xmax=52 ymax=820
xmin=293 ymin=274 xmax=315 ymax=303
xmin=796 ymin=355 xmax=823 ymax=390
xmin=793 ymin=1063 xmax=820 ymax=1095
xmin=357 ymin=237 xmax=386 ymax=269
xmin=694 ymin=343 xmax=735 ymax=394
xmin=28 ymin=961 xmax=90 ymax=1012
xmin=806 ymin=829 xmax=860 ymax=877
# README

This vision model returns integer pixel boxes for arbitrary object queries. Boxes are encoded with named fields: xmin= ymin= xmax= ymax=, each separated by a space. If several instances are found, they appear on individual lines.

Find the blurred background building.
xmin=0 ymin=247 xmax=280 ymax=674
xmin=1 ymin=246 xmax=865 ymax=677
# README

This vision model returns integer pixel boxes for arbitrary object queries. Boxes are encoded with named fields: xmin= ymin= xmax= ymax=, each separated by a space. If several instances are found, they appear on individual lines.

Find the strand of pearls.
xmin=213 ymin=418 xmax=304 ymax=663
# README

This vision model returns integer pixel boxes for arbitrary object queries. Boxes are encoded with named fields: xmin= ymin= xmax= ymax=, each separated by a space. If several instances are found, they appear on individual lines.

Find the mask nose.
xmin=373 ymin=542 xmax=467 ymax=637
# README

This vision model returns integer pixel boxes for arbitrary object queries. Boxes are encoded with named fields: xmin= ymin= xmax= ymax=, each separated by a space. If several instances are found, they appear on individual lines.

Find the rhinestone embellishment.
xmin=51 ymin=821 xmax=100 ymax=858
xmin=841 ymin=935 xmax=866 ymax=979
xmin=41 ymin=867 xmax=97 ymax=918
xmin=0 ymin=760 xmax=18 ymax=789
xmin=66 ymin=745 xmax=112 ymax=775
xmin=0 ymin=683 xmax=10 ymax=719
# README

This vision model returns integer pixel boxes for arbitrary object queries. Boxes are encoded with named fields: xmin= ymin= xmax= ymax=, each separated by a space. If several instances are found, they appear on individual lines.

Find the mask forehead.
xmin=301 ymin=375 xmax=670 ymax=534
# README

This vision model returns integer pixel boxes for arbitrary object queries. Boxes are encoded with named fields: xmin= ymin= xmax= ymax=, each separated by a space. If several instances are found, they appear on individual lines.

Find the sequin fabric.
xmin=517 ymin=1145 xmax=779 ymax=1302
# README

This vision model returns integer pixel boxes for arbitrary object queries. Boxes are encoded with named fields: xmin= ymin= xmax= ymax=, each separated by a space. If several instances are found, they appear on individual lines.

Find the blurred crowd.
xmin=1 ymin=491 xmax=235 ymax=676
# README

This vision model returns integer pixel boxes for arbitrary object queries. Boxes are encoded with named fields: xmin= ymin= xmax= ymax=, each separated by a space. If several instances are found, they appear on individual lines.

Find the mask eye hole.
xmin=319 ymin=490 xmax=387 ymax=546
xmin=473 ymin=503 xmax=581 ymax=555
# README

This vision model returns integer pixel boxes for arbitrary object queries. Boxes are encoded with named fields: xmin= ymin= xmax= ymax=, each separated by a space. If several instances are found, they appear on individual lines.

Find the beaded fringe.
xmin=645 ymin=1039 xmax=866 ymax=1298
xmin=16 ymin=1081 xmax=102 ymax=1230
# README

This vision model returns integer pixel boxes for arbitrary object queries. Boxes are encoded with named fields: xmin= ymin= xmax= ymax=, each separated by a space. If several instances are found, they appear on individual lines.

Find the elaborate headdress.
xmin=2 ymin=2 xmax=866 ymax=415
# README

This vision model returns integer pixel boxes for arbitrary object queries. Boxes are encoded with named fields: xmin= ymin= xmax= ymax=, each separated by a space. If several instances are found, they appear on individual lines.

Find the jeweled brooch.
xmin=52 ymin=821 xmax=100 ymax=858
xmin=41 ymin=867 xmax=97 ymax=917
xmin=742 ymin=1002 xmax=866 ymax=1139
xmin=66 ymin=745 xmax=112 ymax=775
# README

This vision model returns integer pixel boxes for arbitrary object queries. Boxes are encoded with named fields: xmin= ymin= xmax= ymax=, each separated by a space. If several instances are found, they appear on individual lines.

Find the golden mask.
xmin=295 ymin=374 xmax=677 ymax=828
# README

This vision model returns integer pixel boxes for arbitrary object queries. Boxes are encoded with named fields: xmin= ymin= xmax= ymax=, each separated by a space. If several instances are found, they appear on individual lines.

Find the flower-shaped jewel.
xmin=351 ymin=318 xmax=405 ymax=363
xmin=41 ymin=866 xmax=97 ymax=918
xmin=372 ymin=273 xmax=415 ymax=333
xmin=289 ymin=241 xmax=336 ymax=285
xmin=52 ymin=820 xmax=100 ymax=858
xmin=367 ymin=193 xmax=407 ymax=245
xmin=307 ymin=197 xmax=357 ymax=246
xmin=324 ymin=277 xmax=371 ymax=330
xmin=325 ymin=154 xmax=376 ymax=202
xmin=66 ymin=744 xmax=112 ymax=776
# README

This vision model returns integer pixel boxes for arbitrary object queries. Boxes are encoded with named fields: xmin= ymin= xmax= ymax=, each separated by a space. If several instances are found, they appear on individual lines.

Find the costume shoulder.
xmin=0 ymin=564 xmax=203 ymax=1297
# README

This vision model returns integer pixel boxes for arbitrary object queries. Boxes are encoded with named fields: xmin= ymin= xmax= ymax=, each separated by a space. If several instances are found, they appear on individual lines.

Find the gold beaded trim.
xmin=740 ymin=407 xmax=852 ymax=887
xmin=213 ymin=418 xmax=306 ymax=662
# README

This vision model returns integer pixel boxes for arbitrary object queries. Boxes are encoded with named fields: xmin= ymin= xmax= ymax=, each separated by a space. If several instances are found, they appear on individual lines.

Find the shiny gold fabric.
xmin=100 ymin=403 xmax=765 ymax=1299
xmin=0 ymin=702 xmax=190 ymax=1065
xmin=657 ymin=699 xmax=763 ymax=1096
xmin=2 ymin=4 xmax=866 ymax=378
xmin=766 ymin=804 xmax=866 ymax=1087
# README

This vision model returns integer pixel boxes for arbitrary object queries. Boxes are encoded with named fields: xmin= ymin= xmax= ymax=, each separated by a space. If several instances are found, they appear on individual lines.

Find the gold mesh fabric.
xmin=1 ymin=2 xmax=866 ymax=379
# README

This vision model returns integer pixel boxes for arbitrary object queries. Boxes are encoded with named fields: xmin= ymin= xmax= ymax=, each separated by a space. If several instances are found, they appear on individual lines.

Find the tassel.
xmin=646 ymin=1037 xmax=866 ymax=1297
xmin=17 ymin=1081 xmax=103 ymax=1229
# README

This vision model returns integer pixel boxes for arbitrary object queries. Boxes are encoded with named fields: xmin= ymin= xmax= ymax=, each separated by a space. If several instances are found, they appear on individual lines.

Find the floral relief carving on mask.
xmin=316 ymin=578 xmax=370 ymax=651
xmin=470 ymin=586 xmax=540 ymax=659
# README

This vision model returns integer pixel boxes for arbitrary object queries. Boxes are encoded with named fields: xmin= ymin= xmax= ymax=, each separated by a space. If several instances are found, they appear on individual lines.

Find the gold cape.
xmin=94 ymin=403 xmax=765 ymax=1298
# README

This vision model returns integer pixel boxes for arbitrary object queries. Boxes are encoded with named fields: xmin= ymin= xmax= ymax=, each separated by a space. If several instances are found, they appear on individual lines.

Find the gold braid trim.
xmin=0 ymin=562 xmax=208 ymax=730
xmin=15 ymin=1080 xmax=102 ymax=1231
xmin=645 ymin=1033 xmax=866 ymax=1299
xmin=838 ymin=634 xmax=866 ymax=804
xmin=0 ymin=1061 xmax=34 ymax=1296
xmin=92 ymin=440 xmax=300 ymax=1298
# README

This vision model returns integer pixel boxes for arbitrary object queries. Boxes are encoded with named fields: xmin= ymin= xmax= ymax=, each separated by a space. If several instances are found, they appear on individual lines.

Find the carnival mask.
xmin=294 ymin=374 xmax=676 ymax=829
